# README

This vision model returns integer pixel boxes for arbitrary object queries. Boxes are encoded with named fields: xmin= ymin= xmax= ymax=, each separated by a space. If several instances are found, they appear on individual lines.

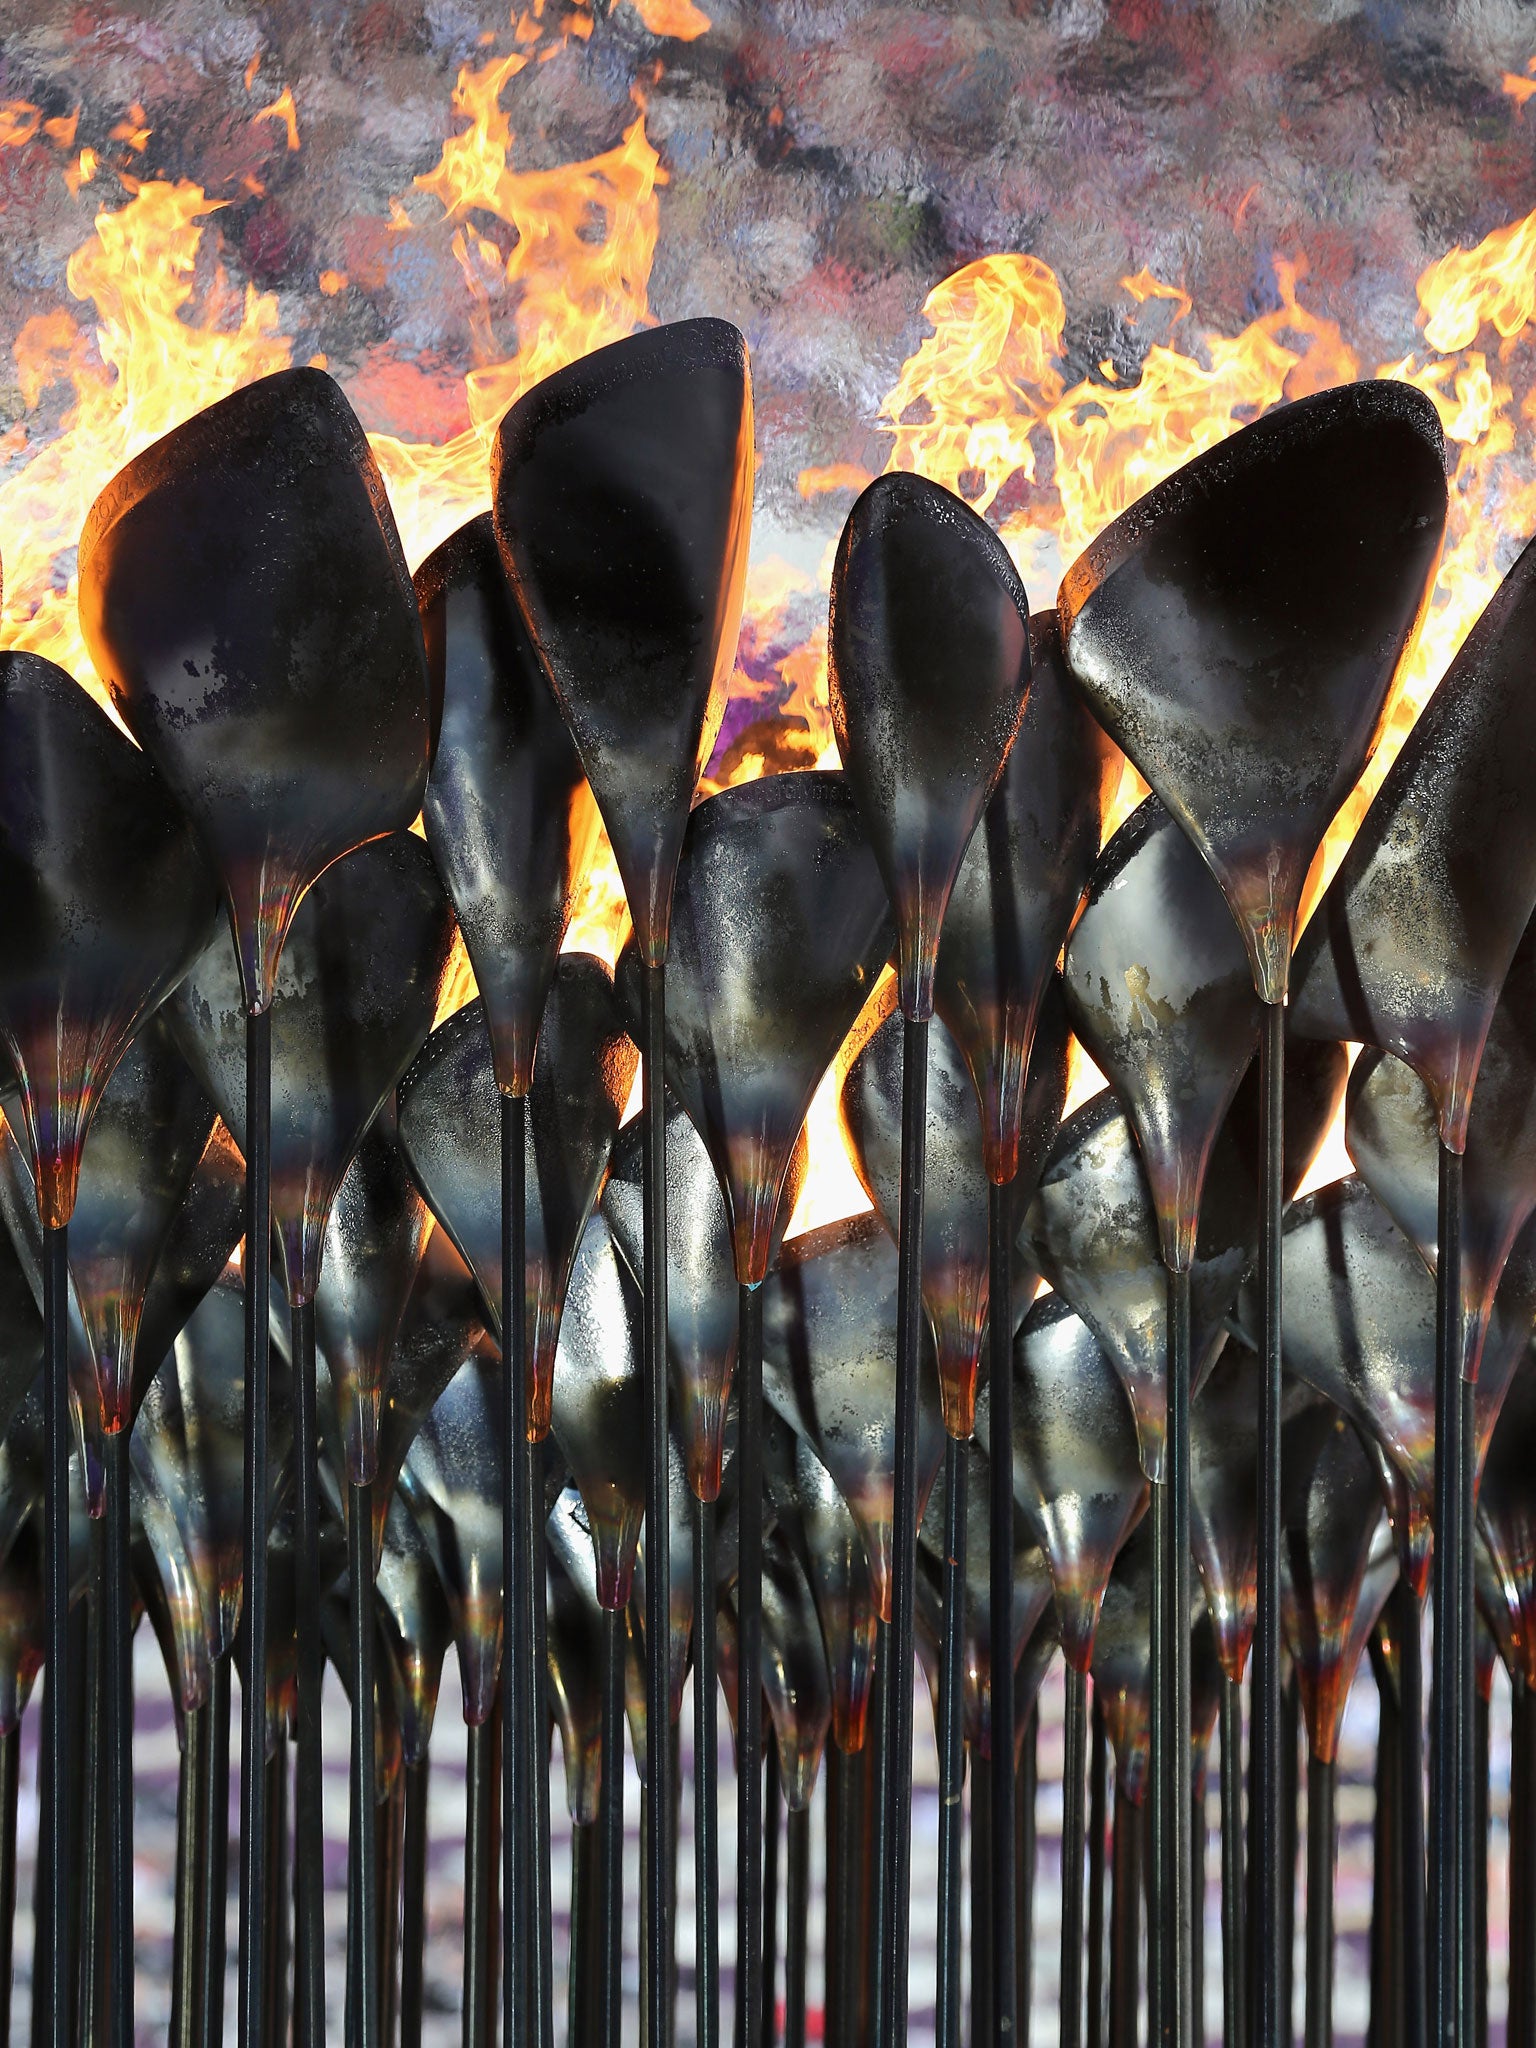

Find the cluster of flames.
xmin=0 ymin=3 xmax=1533 ymax=1233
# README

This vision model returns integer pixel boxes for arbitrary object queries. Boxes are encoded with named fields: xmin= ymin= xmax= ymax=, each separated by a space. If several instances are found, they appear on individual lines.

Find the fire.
xmin=3 ymin=22 xmax=1536 ymax=1240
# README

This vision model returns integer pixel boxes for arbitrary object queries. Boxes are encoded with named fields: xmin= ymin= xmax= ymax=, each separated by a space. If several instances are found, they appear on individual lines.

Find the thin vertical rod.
xmin=1510 ymin=1679 xmax=1536 ymax=2048
xmin=599 ymin=1604 xmax=625 ymax=2048
xmin=258 ymin=1714 xmax=286 ymax=2048
xmin=1109 ymin=1788 xmax=1142 ymax=2048
xmin=464 ymin=1713 xmax=498 ymax=2048
xmin=784 ymin=1803 xmax=810 ymax=2048
xmin=989 ymin=1177 xmax=1018 ymax=2047
xmin=1462 ymin=1381 xmax=1479 ymax=2048
xmin=694 ymin=1492 xmax=720 ymax=2048
xmin=501 ymin=1089 xmax=530 ymax=2048
xmin=1474 ymin=1670 xmax=1489 ymax=2048
xmin=885 ymin=1011 xmax=929 ymax=2046
xmin=531 ymin=1478 xmax=555 ymax=2048
xmin=1062 ymin=1662 xmax=1089 ymax=2048
xmin=1089 ymin=1696 xmax=1109 ymax=2048
xmin=1393 ymin=1571 xmax=1426 ymax=2048
xmin=103 ymin=1425 xmax=133 ymax=2045
xmin=1304 ymin=1756 xmax=1336 ymax=2048
xmin=936 ymin=1434 xmax=966 ymax=2048
xmin=737 ymin=1280 xmax=766 ymax=2048
xmin=290 ymin=1296 xmax=326 ymax=2045
xmin=1194 ymin=1777 xmax=1208 ymax=2048
xmin=400 ymin=1758 xmax=429 ymax=2048
xmin=1150 ymin=1473 xmax=1168 ymax=2048
xmin=762 ymin=1740 xmax=781 ymax=2048
xmin=1018 ymin=1709 xmax=1037 ymax=2026
xmin=1167 ymin=1266 xmax=1195 ymax=2048
xmin=868 ymin=1621 xmax=890 ymax=2045
xmin=1219 ymin=1675 xmax=1246 ymax=2048
xmin=171 ymin=1703 xmax=208 ymax=2048
xmin=1367 ymin=1627 xmax=1399 ymax=2048
xmin=1253 ymin=999 xmax=1285 ymax=2048
xmin=80 ymin=1537 xmax=105 ymax=2045
xmin=32 ymin=1600 xmax=88 ymax=2048
xmin=0 ymin=1719 xmax=14 ymax=2042
xmin=1429 ymin=1144 xmax=1464 ymax=2048
xmin=972 ymin=1751 xmax=994 ymax=2048
xmin=239 ymin=1005 xmax=272 ymax=2048
xmin=350 ymin=1479 xmax=380 ymax=2044
xmin=42 ymin=1216 xmax=70 ymax=2048
xmin=1281 ymin=1679 xmax=1300 ymax=2048
xmin=824 ymin=1748 xmax=847 ymax=2048
xmin=570 ymin=1820 xmax=601 ymax=2048
xmin=380 ymin=1774 xmax=404 ymax=2048
xmin=641 ymin=961 xmax=672 ymax=2048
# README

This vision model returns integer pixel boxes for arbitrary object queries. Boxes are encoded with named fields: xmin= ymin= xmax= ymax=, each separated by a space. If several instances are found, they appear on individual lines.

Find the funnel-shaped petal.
xmin=628 ymin=770 xmax=894 ymax=1285
xmin=402 ymin=1341 xmax=504 ymax=1728
xmin=132 ymin=1119 xmax=245 ymax=1414
xmin=792 ymin=1433 xmax=877 ymax=1755
xmin=1089 ymin=1515 xmax=1157 ymax=1803
xmin=0 ymin=653 xmax=218 ymax=1226
xmin=631 ymin=1424 xmax=695 ymax=1726
xmin=934 ymin=611 xmax=1117 ymax=1183
xmin=78 ymin=366 xmax=431 ymax=1011
xmin=493 ymin=320 xmax=753 ymax=964
xmin=1063 ymin=797 xmax=1260 ymax=1271
xmin=989 ymin=1292 xmax=1147 ymax=1673
xmin=1477 ymin=1355 xmax=1536 ymax=1688
xmin=1060 ymin=382 xmax=1446 ymax=1002
xmin=314 ymin=1107 xmax=433 ymax=1489
xmin=416 ymin=514 xmax=597 ymax=1097
xmin=1191 ymin=1341 xmax=1260 ymax=1684
xmin=546 ymin=1488 xmax=608 ymax=1824
xmin=549 ymin=1214 xmax=646 ymax=1612
xmin=1023 ymin=1092 xmax=1253 ymax=1480
xmin=169 ymin=831 xmax=455 ymax=1303
xmin=829 ymin=472 xmax=1031 ymax=1019
xmin=761 ymin=1526 xmax=832 ymax=1811
xmin=398 ymin=960 xmax=637 ymax=1437
xmin=761 ymin=1213 xmax=946 ymax=1622
xmin=376 ymin=1487 xmax=452 ymax=1769
xmin=1279 ymin=1406 xmax=1391 ymax=1766
xmin=1292 ymin=531 xmax=1536 ymax=1146
xmin=840 ymin=998 xmax=1004 ymax=1437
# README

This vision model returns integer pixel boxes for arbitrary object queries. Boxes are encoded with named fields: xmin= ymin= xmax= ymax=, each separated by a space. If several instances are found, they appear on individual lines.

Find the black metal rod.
xmin=1109 ymin=1788 xmax=1142 ymax=2048
xmin=1393 ymin=1570 xmax=1425 ymax=2048
xmin=465 ymin=1712 xmax=498 ymax=2048
xmin=972 ymin=1749 xmax=994 ymax=2048
xmin=172 ymin=1702 xmax=208 ymax=2048
xmin=1018 ymin=1710 xmax=1036 ymax=2030
xmin=1063 ymin=1661 xmax=1089 ymax=2048
xmin=1253 ymin=998 xmax=1285 ymax=2048
xmin=825 ymin=1746 xmax=847 ymax=2048
xmin=936 ymin=1434 xmax=966 ymax=2048
xmin=1368 ymin=1627 xmax=1399 ymax=2048
xmin=599 ymin=1603 xmax=625 ymax=2048
xmin=1510 ymin=1679 xmax=1536 ymax=2048
xmin=1305 ymin=1755 xmax=1337 ymax=2048
xmin=400 ymin=1757 xmax=429 ymax=2048
xmin=349 ymin=1477 xmax=380 ymax=2044
xmin=988 ymin=1176 xmax=1018 ymax=2047
xmin=239 ymin=1004 xmax=273 ymax=2048
xmin=289 ymin=1294 xmax=326 ymax=2045
xmin=531 ymin=1479 xmax=556 ymax=2048
xmin=695 ymin=1491 xmax=720 ymax=2048
xmin=640 ymin=959 xmax=673 ymax=2048
xmin=80 ymin=1526 xmax=106 ymax=2046
xmin=259 ymin=1716 xmax=287 ymax=2048
xmin=737 ymin=1278 xmax=765 ymax=2048
xmin=1220 ymin=1674 xmax=1246 ymax=2048
xmin=1462 ymin=1377 xmax=1479 ymax=2048
xmin=762 ymin=1739 xmax=781 ymax=2048
xmin=570 ymin=1819 xmax=601 ymax=2048
xmin=500 ymin=1089 xmax=532 ymax=2048
xmin=102 ymin=1426 xmax=133 ymax=2044
xmin=1089 ymin=1695 xmax=1109 ymax=2048
xmin=1282 ymin=1676 xmax=1300 ymax=2048
xmin=32 ymin=1598 xmax=87 ymax=2048
xmin=1168 ymin=1265 xmax=1194 ymax=2048
xmin=42 ymin=1216 xmax=70 ymax=2048
xmin=870 ymin=1613 xmax=891 ymax=2046
xmin=1474 ymin=1672 xmax=1489 ymax=2048
xmin=1194 ymin=1778 xmax=1208 ymax=2048
xmin=1429 ymin=1143 xmax=1464 ymax=2048
xmin=883 ymin=1012 xmax=929 ymax=2048
xmin=784 ymin=1802 xmax=810 ymax=2048
xmin=1151 ymin=1470 xmax=1168 ymax=2048
xmin=380 ymin=1769 xmax=404 ymax=2048
xmin=0 ymin=1718 xmax=14 ymax=2044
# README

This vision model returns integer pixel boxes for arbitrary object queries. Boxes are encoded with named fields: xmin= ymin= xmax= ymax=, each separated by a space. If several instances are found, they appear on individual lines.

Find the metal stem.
xmin=1282 ymin=1676 xmax=1300 ymax=2047
xmin=824 ymin=1746 xmax=847 ymax=2048
xmin=172 ymin=1702 xmax=208 ymax=2048
xmin=1167 ymin=1266 xmax=1194 ymax=2048
xmin=102 ymin=1427 xmax=133 ymax=2044
xmin=400 ymin=1758 xmax=429 ymax=2048
xmin=599 ymin=1604 xmax=625 ymax=2048
xmin=1062 ymin=1661 xmax=1089 ymax=2048
xmin=1393 ymin=1571 xmax=1425 ymax=2048
xmin=989 ymin=1176 xmax=1018 ymax=2046
xmin=501 ymin=1089 xmax=530 ymax=2048
xmin=936 ymin=1434 xmax=965 ymax=2048
xmin=1194 ymin=1777 xmax=1208 ymax=2048
xmin=350 ymin=1478 xmax=380 ymax=2045
xmin=1305 ymin=1756 xmax=1336 ymax=2048
xmin=1253 ymin=998 xmax=1285 ymax=2048
xmin=640 ymin=960 xmax=672 ymax=2048
xmin=1151 ymin=1466 xmax=1168 ymax=2048
xmin=380 ymin=1769 xmax=404 ymax=2048
xmin=464 ymin=1711 xmax=498 ymax=2048
xmin=532 ymin=1473 xmax=556 ymax=2048
xmin=1474 ymin=1671 xmax=1489 ymax=2048
xmin=1429 ymin=1142 xmax=1464 ymax=2048
xmin=884 ymin=1011 xmax=929 ymax=2047
xmin=1220 ymin=1674 xmax=1246 ymax=2048
xmin=43 ymin=1215 xmax=70 ymax=2048
xmin=259 ymin=1715 xmax=286 ymax=2048
xmin=1017 ymin=1710 xmax=1036 ymax=2029
xmin=570 ymin=1820 xmax=601 ymax=2048
xmin=694 ymin=1491 xmax=719 ymax=2048
xmin=81 ymin=1524 xmax=106 ymax=2046
xmin=1089 ymin=1695 xmax=1108 ymax=2048
xmin=784 ymin=1803 xmax=810 ymax=2048
xmin=762 ymin=1737 xmax=781 ymax=2048
xmin=1367 ymin=1626 xmax=1399 ymax=2048
xmin=972 ymin=1750 xmax=994 ymax=2048
xmin=290 ymin=1295 xmax=326 ymax=2044
xmin=737 ymin=1279 xmax=765 ymax=2048
xmin=1510 ymin=1680 xmax=1536 ymax=2048
xmin=0 ymin=1719 xmax=14 ymax=2042
xmin=1462 ymin=1376 xmax=1479 ymax=2048
xmin=1109 ymin=1787 xmax=1142 ymax=2048
xmin=240 ymin=1004 xmax=273 ymax=2048
xmin=868 ymin=1621 xmax=889 ymax=2046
